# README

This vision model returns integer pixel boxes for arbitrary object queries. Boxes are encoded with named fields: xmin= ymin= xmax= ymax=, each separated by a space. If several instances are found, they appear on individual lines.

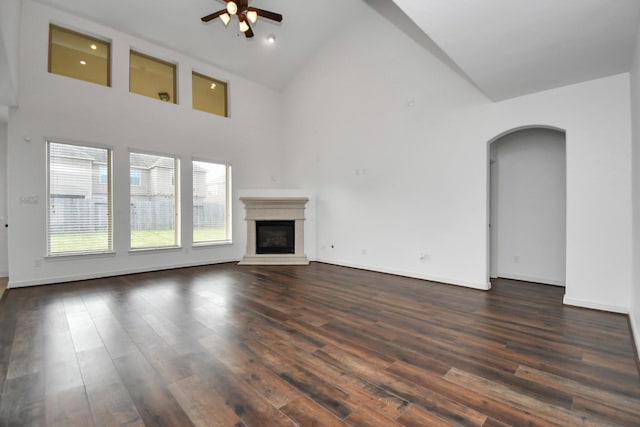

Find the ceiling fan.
xmin=201 ymin=0 xmax=283 ymax=38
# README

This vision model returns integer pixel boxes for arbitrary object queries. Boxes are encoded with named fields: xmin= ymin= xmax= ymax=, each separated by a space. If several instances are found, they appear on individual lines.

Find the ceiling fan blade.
xmin=249 ymin=7 xmax=283 ymax=22
xmin=201 ymin=9 xmax=226 ymax=22
xmin=245 ymin=22 xmax=254 ymax=38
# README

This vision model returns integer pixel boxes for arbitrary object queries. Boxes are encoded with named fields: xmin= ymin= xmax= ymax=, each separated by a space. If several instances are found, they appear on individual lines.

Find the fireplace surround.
xmin=238 ymin=197 xmax=309 ymax=265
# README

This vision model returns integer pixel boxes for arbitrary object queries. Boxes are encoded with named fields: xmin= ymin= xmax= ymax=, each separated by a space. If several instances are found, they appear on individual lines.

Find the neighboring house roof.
xmin=49 ymin=143 xmax=108 ymax=163
xmin=51 ymin=145 xmax=215 ymax=175
xmin=193 ymin=163 xmax=208 ymax=173
xmin=52 ymin=146 xmax=188 ymax=171
xmin=129 ymin=153 xmax=183 ymax=170
xmin=150 ymin=157 xmax=176 ymax=170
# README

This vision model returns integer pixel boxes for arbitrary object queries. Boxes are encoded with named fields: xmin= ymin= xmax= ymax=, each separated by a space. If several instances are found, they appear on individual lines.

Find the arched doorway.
xmin=488 ymin=126 xmax=566 ymax=287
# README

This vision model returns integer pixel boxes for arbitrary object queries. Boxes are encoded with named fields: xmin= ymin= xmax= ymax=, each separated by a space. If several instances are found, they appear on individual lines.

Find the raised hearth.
xmin=238 ymin=197 xmax=309 ymax=265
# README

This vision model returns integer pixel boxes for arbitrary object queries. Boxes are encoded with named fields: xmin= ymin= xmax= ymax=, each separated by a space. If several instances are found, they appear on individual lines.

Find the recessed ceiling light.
xmin=267 ymin=35 xmax=276 ymax=44
xmin=210 ymin=83 xmax=216 ymax=90
xmin=90 ymin=44 xmax=97 ymax=50
xmin=80 ymin=60 xmax=86 ymax=65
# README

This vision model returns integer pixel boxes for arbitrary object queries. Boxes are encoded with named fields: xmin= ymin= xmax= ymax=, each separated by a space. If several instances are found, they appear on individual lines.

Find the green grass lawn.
xmin=49 ymin=227 xmax=227 ymax=253
xmin=49 ymin=231 xmax=110 ymax=253
xmin=193 ymin=226 xmax=228 ymax=243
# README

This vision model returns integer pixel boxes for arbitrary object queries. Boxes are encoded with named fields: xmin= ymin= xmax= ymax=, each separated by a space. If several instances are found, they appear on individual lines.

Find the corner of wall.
xmin=630 ymin=313 xmax=640 ymax=371
xmin=630 ymin=15 xmax=640 ymax=371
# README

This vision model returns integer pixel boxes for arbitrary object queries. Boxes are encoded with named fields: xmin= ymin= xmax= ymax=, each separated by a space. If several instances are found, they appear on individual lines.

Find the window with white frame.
xmin=192 ymin=160 xmax=231 ymax=244
xmin=47 ymin=141 xmax=113 ymax=255
xmin=130 ymin=152 xmax=180 ymax=249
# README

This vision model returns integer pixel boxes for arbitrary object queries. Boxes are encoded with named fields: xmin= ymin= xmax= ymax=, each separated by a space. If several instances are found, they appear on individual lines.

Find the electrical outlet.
xmin=20 ymin=195 xmax=39 ymax=204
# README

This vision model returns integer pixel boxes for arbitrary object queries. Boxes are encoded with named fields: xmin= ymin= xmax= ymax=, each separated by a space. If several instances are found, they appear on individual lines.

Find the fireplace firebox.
xmin=256 ymin=220 xmax=295 ymax=254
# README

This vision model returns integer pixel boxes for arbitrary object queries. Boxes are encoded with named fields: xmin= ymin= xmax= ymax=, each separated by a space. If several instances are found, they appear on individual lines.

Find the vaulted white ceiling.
xmin=2 ymin=0 xmax=640 ymax=108
xmin=392 ymin=0 xmax=640 ymax=100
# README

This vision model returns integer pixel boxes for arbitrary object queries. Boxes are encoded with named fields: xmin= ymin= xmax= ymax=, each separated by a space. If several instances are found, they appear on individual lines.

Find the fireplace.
xmin=239 ymin=197 xmax=309 ymax=265
xmin=256 ymin=220 xmax=295 ymax=254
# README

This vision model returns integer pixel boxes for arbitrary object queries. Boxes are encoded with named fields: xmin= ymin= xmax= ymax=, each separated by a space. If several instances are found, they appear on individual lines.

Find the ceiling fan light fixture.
xmin=239 ymin=19 xmax=250 ymax=33
xmin=226 ymin=1 xmax=238 ymax=15
xmin=219 ymin=12 xmax=231 ymax=26
xmin=247 ymin=10 xmax=258 ymax=24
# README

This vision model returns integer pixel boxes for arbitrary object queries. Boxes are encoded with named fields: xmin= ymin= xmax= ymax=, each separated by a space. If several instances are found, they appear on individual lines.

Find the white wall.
xmin=0 ymin=0 xmax=21 ymax=106
xmin=0 ymin=123 xmax=7 ymax=277
xmin=630 ymin=20 xmax=640 ymax=359
xmin=6 ymin=1 xmax=284 ymax=287
xmin=490 ymin=128 xmax=566 ymax=286
xmin=282 ymin=3 xmax=633 ymax=312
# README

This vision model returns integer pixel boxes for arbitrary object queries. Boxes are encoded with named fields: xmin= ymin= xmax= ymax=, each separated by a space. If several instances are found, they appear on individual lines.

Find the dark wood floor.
xmin=0 ymin=262 xmax=639 ymax=426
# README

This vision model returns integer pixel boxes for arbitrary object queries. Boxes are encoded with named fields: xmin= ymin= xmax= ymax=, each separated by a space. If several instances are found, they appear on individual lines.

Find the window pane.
xmin=192 ymin=72 xmax=228 ymax=117
xmin=130 ymin=51 xmax=176 ymax=103
xmin=49 ymin=25 xmax=110 ymax=86
xmin=47 ymin=142 xmax=112 ymax=255
xmin=130 ymin=169 xmax=141 ymax=186
xmin=193 ymin=160 xmax=231 ymax=244
xmin=130 ymin=152 xmax=179 ymax=249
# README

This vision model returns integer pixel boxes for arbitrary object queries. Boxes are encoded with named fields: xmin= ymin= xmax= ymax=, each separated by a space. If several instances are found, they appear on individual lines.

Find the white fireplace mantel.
xmin=238 ymin=197 xmax=309 ymax=265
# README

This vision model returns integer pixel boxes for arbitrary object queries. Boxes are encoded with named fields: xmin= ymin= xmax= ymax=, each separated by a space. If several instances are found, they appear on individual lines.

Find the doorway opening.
xmin=488 ymin=126 xmax=566 ymax=288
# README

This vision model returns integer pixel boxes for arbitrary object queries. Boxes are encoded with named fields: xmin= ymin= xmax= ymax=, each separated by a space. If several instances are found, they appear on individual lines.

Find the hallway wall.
xmin=490 ymin=128 xmax=566 ymax=286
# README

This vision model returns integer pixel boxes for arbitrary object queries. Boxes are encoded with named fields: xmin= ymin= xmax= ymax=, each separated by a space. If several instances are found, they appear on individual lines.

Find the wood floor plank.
xmin=0 ymin=263 xmax=638 ymax=426
xmin=266 ymin=339 xmax=410 ymax=420
xmin=443 ymin=367 xmax=613 ymax=427
xmin=0 ymin=371 xmax=45 ymax=426
xmin=186 ymin=351 xmax=299 ymax=427
xmin=168 ymin=374 xmax=246 ymax=427
xmin=515 ymin=364 xmax=640 ymax=413
xmin=66 ymin=311 xmax=104 ymax=353
xmin=76 ymin=347 xmax=144 ymax=427
xmin=45 ymin=385 xmax=94 ymax=427
xmin=315 ymin=345 xmax=489 ymax=426
xmin=396 ymin=404 xmax=464 ymax=427
xmin=5 ymin=296 xmax=43 ymax=381
xmin=243 ymin=338 xmax=353 ymax=420
xmin=280 ymin=395 xmax=348 ymax=427
xmin=89 ymin=313 xmax=139 ymax=360
xmin=112 ymin=351 xmax=195 ymax=426
xmin=344 ymin=403 xmax=404 ymax=427
xmin=571 ymin=395 xmax=640 ymax=426
xmin=387 ymin=360 xmax=561 ymax=427
xmin=199 ymin=334 xmax=301 ymax=409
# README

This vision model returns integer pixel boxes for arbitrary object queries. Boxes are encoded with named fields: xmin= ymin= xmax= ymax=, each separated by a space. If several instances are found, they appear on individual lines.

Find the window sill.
xmin=128 ymin=246 xmax=182 ymax=255
xmin=193 ymin=240 xmax=233 ymax=249
xmin=45 ymin=251 xmax=116 ymax=261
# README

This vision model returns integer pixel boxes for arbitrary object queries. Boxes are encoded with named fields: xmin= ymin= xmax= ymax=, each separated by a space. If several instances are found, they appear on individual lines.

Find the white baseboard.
xmin=8 ymin=258 xmax=240 ymax=288
xmin=563 ymin=296 xmax=629 ymax=314
xmin=497 ymin=272 xmax=565 ymax=287
xmin=314 ymin=258 xmax=490 ymax=290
